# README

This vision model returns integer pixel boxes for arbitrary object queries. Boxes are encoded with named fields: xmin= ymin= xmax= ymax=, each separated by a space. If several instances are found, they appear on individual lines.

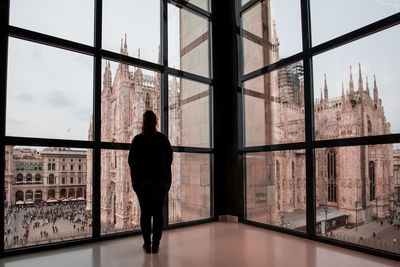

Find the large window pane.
xmin=103 ymin=0 xmax=160 ymax=63
xmin=168 ymin=4 xmax=210 ymax=78
xmin=315 ymin=144 xmax=400 ymax=254
xmin=313 ymin=25 xmax=400 ymax=141
xmin=185 ymin=0 xmax=210 ymax=12
xmin=169 ymin=153 xmax=211 ymax=224
xmin=4 ymin=146 xmax=91 ymax=250
xmin=311 ymin=0 xmax=400 ymax=46
xmin=100 ymin=149 xmax=139 ymax=235
xmin=6 ymin=38 xmax=93 ymax=140
xmin=242 ymin=0 xmax=302 ymax=74
xmin=245 ymin=150 xmax=306 ymax=232
xmin=100 ymin=59 xmax=160 ymax=143
xmin=244 ymin=62 xmax=304 ymax=147
xmin=10 ymin=0 xmax=94 ymax=45
xmin=169 ymin=76 xmax=211 ymax=148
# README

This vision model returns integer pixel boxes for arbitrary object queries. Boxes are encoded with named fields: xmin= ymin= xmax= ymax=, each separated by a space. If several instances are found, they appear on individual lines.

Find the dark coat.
xmin=128 ymin=132 xmax=173 ymax=192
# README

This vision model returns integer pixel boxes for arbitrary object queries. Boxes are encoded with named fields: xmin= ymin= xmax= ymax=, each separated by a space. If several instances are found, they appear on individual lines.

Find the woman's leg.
xmin=136 ymin=190 xmax=152 ymax=246
xmin=152 ymin=188 xmax=167 ymax=248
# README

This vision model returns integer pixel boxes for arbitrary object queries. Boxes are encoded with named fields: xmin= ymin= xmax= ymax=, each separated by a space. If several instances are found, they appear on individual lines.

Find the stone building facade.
xmin=87 ymin=34 xmax=210 ymax=232
xmin=4 ymin=147 xmax=87 ymax=206
xmin=244 ymin=0 xmax=396 ymax=230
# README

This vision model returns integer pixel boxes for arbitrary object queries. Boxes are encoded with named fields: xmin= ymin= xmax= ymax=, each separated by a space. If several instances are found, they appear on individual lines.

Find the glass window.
xmin=313 ymin=25 xmax=400 ymax=140
xmin=311 ymin=0 xmax=400 ymax=46
xmin=100 ymin=60 xmax=161 ymax=143
xmin=4 ymin=146 xmax=91 ymax=250
xmin=169 ymin=153 xmax=211 ymax=224
xmin=315 ymin=144 xmax=399 ymax=254
xmin=9 ymin=0 xmax=94 ymax=45
xmin=70 ymin=177 xmax=74 ymax=184
xmin=245 ymin=150 xmax=306 ymax=232
xmin=243 ymin=62 xmax=305 ymax=147
xmin=241 ymin=0 xmax=302 ymax=74
xmin=101 ymin=149 xmax=139 ymax=235
xmin=102 ymin=0 xmax=160 ymax=63
xmin=169 ymin=76 xmax=211 ymax=148
xmin=168 ymin=4 xmax=210 ymax=78
xmin=6 ymin=38 xmax=93 ymax=140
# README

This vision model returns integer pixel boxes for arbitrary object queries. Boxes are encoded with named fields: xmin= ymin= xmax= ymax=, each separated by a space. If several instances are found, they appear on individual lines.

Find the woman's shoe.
xmin=143 ymin=243 xmax=151 ymax=253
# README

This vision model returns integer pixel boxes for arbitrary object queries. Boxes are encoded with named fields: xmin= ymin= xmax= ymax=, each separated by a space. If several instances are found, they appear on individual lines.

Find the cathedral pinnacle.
xmin=341 ymin=82 xmax=345 ymax=99
xmin=373 ymin=74 xmax=379 ymax=103
xmin=366 ymin=76 xmax=369 ymax=95
xmin=138 ymin=48 xmax=141 ymax=59
xmin=324 ymin=73 xmax=328 ymax=101
xmin=349 ymin=65 xmax=354 ymax=97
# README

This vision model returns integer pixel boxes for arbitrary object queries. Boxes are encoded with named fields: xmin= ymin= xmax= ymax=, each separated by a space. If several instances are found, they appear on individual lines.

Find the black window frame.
xmin=0 ymin=0 xmax=214 ymax=256
xmin=238 ymin=0 xmax=400 ymax=261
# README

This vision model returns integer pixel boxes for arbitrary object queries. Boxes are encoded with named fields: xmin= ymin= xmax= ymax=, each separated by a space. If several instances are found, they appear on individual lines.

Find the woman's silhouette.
xmin=128 ymin=110 xmax=173 ymax=253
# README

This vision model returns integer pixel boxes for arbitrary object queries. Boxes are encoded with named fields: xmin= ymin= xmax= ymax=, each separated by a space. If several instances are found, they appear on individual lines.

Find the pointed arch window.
xmin=145 ymin=93 xmax=150 ymax=110
xmin=327 ymin=149 xmax=337 ymax=202
xmin=369 ymin=161 xmax=376 ymax=201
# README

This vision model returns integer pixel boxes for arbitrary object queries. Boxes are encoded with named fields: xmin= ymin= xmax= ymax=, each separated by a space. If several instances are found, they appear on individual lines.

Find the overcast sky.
xmin=5 ymin=0 xmax=400 ymax=140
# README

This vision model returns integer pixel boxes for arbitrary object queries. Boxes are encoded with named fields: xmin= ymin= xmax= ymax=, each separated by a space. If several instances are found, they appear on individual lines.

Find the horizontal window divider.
xmin=101 ymin=50 xmax=163 ymax=72
xmin=166 ymin=67 xmax=212 ymax=85
xmin=167 ymin=218 xmax=215 ymax=230
xmin=8 ymin=26 xmax=95 ymax=56
xmin=311 ymin=235 xmax=400 ymax=262
xmin=172 ymin=146 xmax=214 ymax=153
xmin=239 ymin=0 xmax=261 ymax=16
xmin=3 ymin=136 xmax=94 ymax=149
xmin=169 ymin=0 xmax=211 ymax=20
xmin=242 ymin=142 xmax=306 ymax=153
xmin=313 ymin=134 xmax=400 ymax=148
xmin=310 ymin=12 xmax=400 ymax=57
xmin=98 ymin=142 xmax=131 ymax=150
xmin=2 ymin=237 xmax=94 ymax=258
xmin=240 ymin=52 xmax=304 ymax=82
xmin=241 ymin=219 xmax=308 ymax=239
xmin=100 ymin=230 xmax=141 ymax=240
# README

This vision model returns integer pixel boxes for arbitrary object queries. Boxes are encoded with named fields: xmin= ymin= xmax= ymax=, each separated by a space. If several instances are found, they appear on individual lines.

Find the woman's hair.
xmin=142 ymin=110 xmax=157 ymax=136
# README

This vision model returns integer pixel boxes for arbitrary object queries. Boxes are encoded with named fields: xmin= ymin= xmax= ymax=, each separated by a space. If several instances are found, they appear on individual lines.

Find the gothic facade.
xmin=245 ymin=1 xmax=396 ymax=230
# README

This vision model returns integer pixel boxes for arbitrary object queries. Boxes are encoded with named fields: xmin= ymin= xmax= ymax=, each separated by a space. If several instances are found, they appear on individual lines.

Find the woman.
xmin=128 ymin=110 xmax=173 ymax=253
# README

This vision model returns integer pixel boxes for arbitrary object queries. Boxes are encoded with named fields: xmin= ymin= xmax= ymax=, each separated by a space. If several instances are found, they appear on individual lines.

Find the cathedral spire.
xmin=373 ymin=74 xmax=379 ymax=104
xmin=272 ymin=18 xmax=278 ymax=43
xmin=320 ymin=89 xmax=323 ymax=103
xmin=324 ymin=73 xmax=328 ymax=102
xmin=358 ymin=63 xmax=363 ymax=92
xmin=103 ymin=60 xmax=112 ymax=90
xmin=120 ymin=38 xmax=123 ymax=54
xmin=349 ymin=65 xmax=354 ymax=98
xmin=271 ymin=18 xmax=280 ymax=62
xmin=341 ymin=82 xmax=345 ymax=100
xmin=366 ymin=76 xmax=369 ymax=95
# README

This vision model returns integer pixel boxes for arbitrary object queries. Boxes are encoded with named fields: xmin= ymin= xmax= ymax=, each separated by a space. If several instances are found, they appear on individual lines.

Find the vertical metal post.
xmin=300 ymin=0 xmax=315 ymax=238
xmin=92 ymin=0 xmax=103 ymax=239
xmin=160 ymin=0 xmax=169 ymax=227
xmin=0 ymin=0 xmax=10 ymax=255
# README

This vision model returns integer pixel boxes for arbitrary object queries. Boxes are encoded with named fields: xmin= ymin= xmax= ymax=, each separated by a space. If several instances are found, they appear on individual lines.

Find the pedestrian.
xmin=128 ymin=110 xmax=173 ymax=254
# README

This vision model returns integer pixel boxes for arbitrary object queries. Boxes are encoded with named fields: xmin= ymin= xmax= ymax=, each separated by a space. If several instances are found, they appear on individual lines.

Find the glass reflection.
xmin=246 ymin=150 xmax=306 ymax=232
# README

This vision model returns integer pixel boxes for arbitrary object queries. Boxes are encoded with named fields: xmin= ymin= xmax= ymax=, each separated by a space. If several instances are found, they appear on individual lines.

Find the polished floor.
xmin=0 ymin=222 xmax=398 ymax=267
